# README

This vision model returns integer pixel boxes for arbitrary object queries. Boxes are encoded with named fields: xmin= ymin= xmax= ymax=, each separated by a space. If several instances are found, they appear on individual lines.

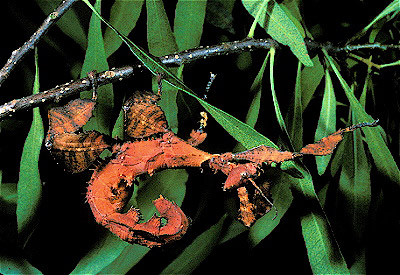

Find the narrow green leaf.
xmin=200 ymin=102 xmax=277 ymax=149
xmin=72 ymin=234 xmax=132 ymax=274
xmin=174 ymin=0 xmax=207 ymax=51
xmin=301 ymin=55 xmax=324 ymax=110
xmin=161 ymin=215 xmax=227 ymax=274
xmin=17 ymin=48 xmax=44 ymax=234
xmin=0 ymin=256 xmax=42 ymax=275
xmin=330 ymin=132 xmax=347 ymax=177
xmin=242 ymin=0 xmax=313 ymax=66
xmin=246 ymin=54 xmax=269 ymax=128
xmin=111 ymin=108 xmax=124 ymax=139
xmin=300 ymin=211 xmax=350 ymax=274
xmin=219 ymin=220 xmax=246 ymax=244
xmin=242 ymin=150 xmax=349 ymax=273
xmin=294 ymin=170 xmax=350 ymax=274
xmin=233 ymin=53 xmax=268 ymax=152
xmin=379 ymin=59 xmax=400 ymax=68
xmin=360 ymin=67 xmax=371 ymax=108
xmin=269 ymin=47 xmax=293 ymax=149
xmin=98 ymin=245 xmax=149 ymax=275
xmin=317 ymin=182 xmax=329 ymax=207
xmin=337 ymin=115 xmax=371 ymax=274
xmin=0 ymin=182 xmax=17 ymax=205
xmin=362 ymin=1 xmax=400 ymax=34
xmin=324 ymin=50 xmax=400 ymax=184
xmin=245 ymin=80 xmax=263 ymax=129
xmin=350 ymin=249 xmax=367 ymax=275
xmin=205 ymin=0 xmax=236 ymax=34
xmin=350 ymin=133 xmax=373 ymax=214
xmin=280 ymin=0 xmax=307 ymax=36
xmin=81 ymin=0 xmax=113 ymax=135
xmin=287 ymin=61 xmax=303 ymax=151
xmin=104 ymin=0 xmax=144 ymax=57
xmin=146 ymin=0 xmax=178 ymax=56
xmin=315 ymin=70 xmax=336 ymax=175
xmin=158 ymin=85 xmax=179 ymax=133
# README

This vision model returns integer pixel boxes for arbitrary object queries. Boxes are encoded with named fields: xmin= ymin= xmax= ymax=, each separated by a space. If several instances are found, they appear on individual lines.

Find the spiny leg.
xmin=87 ymin=70 xmax=98 ymax=100
xmin=156 ymin=73 xmax=164 ymax=96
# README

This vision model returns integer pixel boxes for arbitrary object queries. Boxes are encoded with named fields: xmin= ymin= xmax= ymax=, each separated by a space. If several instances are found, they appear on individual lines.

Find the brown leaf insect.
xmin=45 ymin=83 xmax=378 ymax=247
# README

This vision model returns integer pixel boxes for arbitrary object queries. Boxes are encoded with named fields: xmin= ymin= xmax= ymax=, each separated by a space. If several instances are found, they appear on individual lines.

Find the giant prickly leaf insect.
xmin=45 ymin=90 xmax=378 ymax=247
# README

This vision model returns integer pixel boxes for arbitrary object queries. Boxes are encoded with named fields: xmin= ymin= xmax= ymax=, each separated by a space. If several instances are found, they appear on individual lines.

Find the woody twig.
xmin=1 ymin=37 xmax=399 ymax=121
xmin=0 ymin=0 xmax=79 ymax=88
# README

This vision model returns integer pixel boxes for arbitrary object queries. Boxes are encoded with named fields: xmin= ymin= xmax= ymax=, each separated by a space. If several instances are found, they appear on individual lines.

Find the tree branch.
xmin=0 ymin=38 xmax=278 ymax=121
xmin=0 ymin=65 xmax=143 ymax=119
xmin=1 ymin=36 xmax=399 ymax=121
xmin=160 ymin=38 xmax=279 ymax=66
xmin=305 ymin=38 xmax=400 ymax=53
xmin=0 ymin=0 xmax=79 ymax=87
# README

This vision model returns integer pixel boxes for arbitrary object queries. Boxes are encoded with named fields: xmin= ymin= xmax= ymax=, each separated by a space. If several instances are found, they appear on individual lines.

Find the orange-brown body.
xmin=86 ymin=131 xmax=213 ymax=247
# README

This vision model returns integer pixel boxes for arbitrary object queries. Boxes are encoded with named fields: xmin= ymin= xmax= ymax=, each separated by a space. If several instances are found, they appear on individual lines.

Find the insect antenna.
xmin=203 ymin=72 xmax=217 ymax=100
xmin=343 ymin=119 xmax=379 ymax=132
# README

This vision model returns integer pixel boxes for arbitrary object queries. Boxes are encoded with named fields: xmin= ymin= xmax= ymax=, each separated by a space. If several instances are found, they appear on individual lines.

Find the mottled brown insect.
xmin=46 ymin=89 xmax=379 ymax=247
xmin=123 ymin=91 xmax=169 ymax=139
xmin=45 ymin=98 xmax=112 ymax=173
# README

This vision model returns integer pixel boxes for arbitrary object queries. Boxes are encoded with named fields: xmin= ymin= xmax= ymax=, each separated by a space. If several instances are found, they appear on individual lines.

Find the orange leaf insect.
xmin=46 ymin=87 xmax=379 ymax=247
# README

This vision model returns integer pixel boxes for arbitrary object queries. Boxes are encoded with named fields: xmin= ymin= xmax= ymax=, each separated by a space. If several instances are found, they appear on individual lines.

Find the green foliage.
xmin=17 ymin=49 xmax=43 ymax=235
xmin=286 ymin=62 xmax=304 ymax=151
xmin=174 ymin=0 xmax=207 ymax=51
xmin=1 ymin=0 xmax=399 ymax=274
xmin=161 ymin=214 xmax=228 ymax=274
xmin=314 ymin=70 xmax=336 ymax=175
xmin=325 ymin=50 xmax=400 ymax=184
xmin=0 ymin=256 xmax=42 ymax=275
xmin=104 ymin=0 xmax=144 ymax=58
xmin=242 ymin=0 xmax=313 ymax=66
xmin=268 ymin=46 xmax=292 ymax=148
